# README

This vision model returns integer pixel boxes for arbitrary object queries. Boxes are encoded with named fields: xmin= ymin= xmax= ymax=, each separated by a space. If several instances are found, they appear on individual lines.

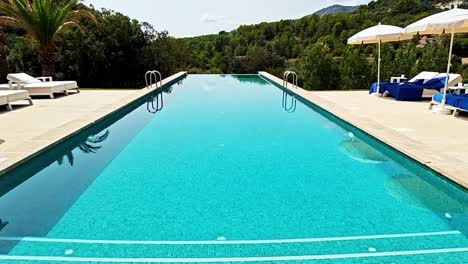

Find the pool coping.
xmin=259 ymin=71 xmax=468 ymax=190
xmin=0 ymin=71 xmax=188 ymax=177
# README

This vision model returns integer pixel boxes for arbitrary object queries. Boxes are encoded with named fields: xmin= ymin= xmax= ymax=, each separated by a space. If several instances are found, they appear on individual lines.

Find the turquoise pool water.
xmin=0 ymin=74 xmax=467 ymax=263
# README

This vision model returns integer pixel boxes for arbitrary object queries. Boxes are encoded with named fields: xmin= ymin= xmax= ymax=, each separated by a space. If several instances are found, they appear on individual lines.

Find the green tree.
xmin=0 ymin=0 xmax=96 ymax=76
xmin=339 ymin=47 xmax=371 ymax=90
xmin=393 ymin=43 xmax=417 ymax=78
xmin=6 ymin=35 xmax=40 ymax=75
xmin=242 ymin=46 xmax=284 ymax=73
xmin=301 ymin=42 xmax=338 ymax=90
xmin=412 ymin=42 xmax=453 ymax=76
xmin=58 ymin=10 xmax=148 ymax=87
xmin=371 ymin=44 xmax=395 ymax=84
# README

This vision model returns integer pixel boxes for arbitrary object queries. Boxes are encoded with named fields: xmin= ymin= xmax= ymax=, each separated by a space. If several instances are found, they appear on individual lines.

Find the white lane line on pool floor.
xmin=1 ymin=247 xmax=467 ymax=263
xmin=0 ymin=231 xmax=461 ymax=245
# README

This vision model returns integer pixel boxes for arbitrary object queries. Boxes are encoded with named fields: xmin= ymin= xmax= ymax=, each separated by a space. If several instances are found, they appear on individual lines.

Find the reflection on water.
xmin=147 ymin=91 xmax=164 ymax=114
xmin=0 ymin=218 xmax=8 ymax=231
xmin=385 ymin=174 xmax=468 ymax=235
xmin=339 ymin=137 xmax=389 ymax=163
xmin=282 ymin=90 xmax=297 ymax=113
xmin=56 ymin=130 xmax=111 ymax=167
xmin=232 ymin=74 xmax=270 ymax=85
xmin=385 ymin=174 xmax=468 ymax=214
xmin=146 ymin=85 xmax=174 ymax=114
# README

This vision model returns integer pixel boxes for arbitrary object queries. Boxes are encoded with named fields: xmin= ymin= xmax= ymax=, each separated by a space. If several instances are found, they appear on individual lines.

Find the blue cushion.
xmin=386 ymin=84 xmax=425 ymax=101
xmin=424 ymin=77 xmax=446 ymax=90
xmin=433 ymin=93 xmax=468 ymax=108
xmin=457 ymin=97 xmax=468 ymax=111
xmin=410 ymin=79 xmax=425 ymax=85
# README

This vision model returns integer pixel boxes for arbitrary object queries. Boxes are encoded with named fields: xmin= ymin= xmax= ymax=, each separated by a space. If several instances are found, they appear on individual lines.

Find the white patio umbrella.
xmin=348 ymin=23 xmax=412 ymax=95
xmin=405 ymin=7 xmax=468 ymax=114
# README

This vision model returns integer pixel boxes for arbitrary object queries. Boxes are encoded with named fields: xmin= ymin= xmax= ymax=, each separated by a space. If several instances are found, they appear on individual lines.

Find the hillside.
xmin=313 ymin=4 xmax=360 ymax=17
xmin=185 ymin=0 xmax=468 ymax=89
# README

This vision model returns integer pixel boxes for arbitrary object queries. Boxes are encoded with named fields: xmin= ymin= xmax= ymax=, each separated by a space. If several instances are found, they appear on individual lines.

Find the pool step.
xmin=1 ymin=231 xmax=467 ymax=262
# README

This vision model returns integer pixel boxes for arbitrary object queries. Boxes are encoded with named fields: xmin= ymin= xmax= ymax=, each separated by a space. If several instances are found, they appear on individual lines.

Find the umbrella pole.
xmin=377 ymin=39 xmax=381 ymax=95
xmin=434 ymin=27 xmax=455 ymax=115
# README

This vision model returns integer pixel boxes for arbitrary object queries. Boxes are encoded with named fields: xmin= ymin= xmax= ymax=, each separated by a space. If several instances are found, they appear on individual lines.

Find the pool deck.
xmin=0 ymin=71 xmax=187 ymax=175
xmin=259 ymin=71 xmax=468 ymax=189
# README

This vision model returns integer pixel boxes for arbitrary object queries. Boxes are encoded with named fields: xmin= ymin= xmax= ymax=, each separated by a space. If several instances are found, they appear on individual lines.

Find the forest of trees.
xmin=1 ymin=0 xmax=468 ymax=89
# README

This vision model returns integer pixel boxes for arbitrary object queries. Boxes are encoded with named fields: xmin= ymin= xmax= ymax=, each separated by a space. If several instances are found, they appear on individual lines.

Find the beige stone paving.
xmin=0 ymin=72 xmax=187 ymax=175
xmin=260 ymin=71 xmax=468 ymax=189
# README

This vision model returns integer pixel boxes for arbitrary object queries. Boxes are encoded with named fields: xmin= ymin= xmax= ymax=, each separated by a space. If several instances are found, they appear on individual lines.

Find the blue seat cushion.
xmin=369 ymin=79 xmax=425 ymax=94
xmin=433 ymin=93 xmax=468 ymax=109
xmin=457 ymin=97 xmax=468 ymax=111
xmin=424 ymin=77 xmax=447 ymax=90
xmin=385 ymin=84 xmax=426 ymax=101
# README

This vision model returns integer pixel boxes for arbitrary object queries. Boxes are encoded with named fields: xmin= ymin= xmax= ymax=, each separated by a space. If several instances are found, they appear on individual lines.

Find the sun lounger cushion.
xmin=385 ymin=79 xmax=446 ymax=101
xmin=385 ymin=84 xmax=427 ymax=101
xmin=24 ymin=81 xmax=77 ymax=90
xmin=433 ymin=93 xmax=468 ymax=110
xmin=0 ymin=84 xmax=12 ymax=90
xmin=433 ymin=73 xmax=463 ymax=87
xmin=0 ymin=93 xmax=6 ymax=105
xmin=369 ymin=72 xmax=443 ymax=94
xmin=457 ymin=97 xmax=468 ymax=111
xmin=50 ymin=81 xmax=78 ymax=90
xmin=369 ymin=79 xmax=427 ymax=94
xmin=409 ymin=72 xmax=440 ymax=83
xmin=13 ymin=81 xmax=78 ymax=96
xmin=0 ymin=90 xmax=30 ymax=103
xmin=424 ymin=77 xmax=447 ymax=90
xmin=374 ymin=76 xmax=451 ymax=101
xmin=7 ymin=73 xmax=41 ymax=84
xmin=433 ymin=93 xmax=464 ymax=106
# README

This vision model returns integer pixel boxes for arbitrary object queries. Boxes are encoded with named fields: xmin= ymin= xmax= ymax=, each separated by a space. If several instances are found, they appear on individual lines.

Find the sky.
xmin=84 ymin=0 xmax=372 ymax=37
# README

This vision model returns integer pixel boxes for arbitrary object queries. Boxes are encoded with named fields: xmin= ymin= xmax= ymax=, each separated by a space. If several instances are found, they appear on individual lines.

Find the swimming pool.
xmin=0 ymin=74 xmax=467 ymax=263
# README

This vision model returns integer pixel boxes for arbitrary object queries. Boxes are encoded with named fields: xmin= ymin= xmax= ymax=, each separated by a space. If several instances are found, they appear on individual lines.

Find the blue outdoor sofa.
xmin=370 ymin=77 xmax=446 ymax=101
xmin=370 ymin=72 xmax=462 ymax=101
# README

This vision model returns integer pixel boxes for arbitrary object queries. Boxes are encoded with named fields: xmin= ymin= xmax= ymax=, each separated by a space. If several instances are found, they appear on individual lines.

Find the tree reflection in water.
xmin=57 ymin=130 xmax=110 ymax=166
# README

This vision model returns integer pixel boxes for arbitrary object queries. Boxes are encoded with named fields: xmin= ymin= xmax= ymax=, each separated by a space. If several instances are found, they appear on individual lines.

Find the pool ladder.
xmin=145 ymin=70 xmax=162 ymax=89
xmin=283 ymin=71 xmax=298 ymax=90
xmin=281 ymin=71 xmax=298 ymax=113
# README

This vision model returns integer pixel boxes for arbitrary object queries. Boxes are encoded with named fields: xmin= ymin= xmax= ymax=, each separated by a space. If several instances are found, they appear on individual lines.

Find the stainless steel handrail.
xmin=283 ymin=71 xmax=298 ymax=89
xmin=145 ymin=70 xmax=163 ymax=89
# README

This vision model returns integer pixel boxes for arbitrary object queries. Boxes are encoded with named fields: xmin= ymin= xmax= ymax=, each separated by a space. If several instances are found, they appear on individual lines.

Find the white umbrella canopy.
xmin=405 ymin=8 xmax=468 ymax=114
xmin=348 ymin=23 xmax=412 ymax=95
xmin=348 ymin=24 xmax=412 ymax=45
xmin=405 ymin=8 xmax=468 ymax=35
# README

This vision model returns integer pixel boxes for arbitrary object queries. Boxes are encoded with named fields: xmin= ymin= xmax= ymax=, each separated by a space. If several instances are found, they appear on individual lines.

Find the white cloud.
xmin=200 ymin=14 xmax=227 ymax=23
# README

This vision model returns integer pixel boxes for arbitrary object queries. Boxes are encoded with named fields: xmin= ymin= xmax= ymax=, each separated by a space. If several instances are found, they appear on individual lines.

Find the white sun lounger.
xmin=0 ymin=90 xmax=33 ymax=111
xmin=1 ymin=73 xmax=80 ymax=99
xmin=408 ymin=71 xmax=439 ymax=83
xmin=422 ymin=73 xmax=463 ymax=98
xmin=382 ymin=71 xmax=439 ymax=98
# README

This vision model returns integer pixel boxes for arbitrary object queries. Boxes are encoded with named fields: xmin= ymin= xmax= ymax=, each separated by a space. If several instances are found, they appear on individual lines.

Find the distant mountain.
xmin=313 ymin=4 xmax=360 ymax=17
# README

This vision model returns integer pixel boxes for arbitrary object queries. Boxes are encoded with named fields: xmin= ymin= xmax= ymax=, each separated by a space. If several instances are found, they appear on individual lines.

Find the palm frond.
xmin=0 ymin=0 xmax=94 ymax=50
xmin=56 ymin=21 xmax=81 ymax=35
xmin=0 ymin=16 xmax=21 ymax=27
xmin=66 ymin=10 xmax=98 ymax=25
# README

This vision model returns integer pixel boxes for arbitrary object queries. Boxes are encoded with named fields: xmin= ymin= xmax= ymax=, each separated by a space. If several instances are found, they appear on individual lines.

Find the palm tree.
xmin=0 ymin=0 xmax=97 ymax=76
